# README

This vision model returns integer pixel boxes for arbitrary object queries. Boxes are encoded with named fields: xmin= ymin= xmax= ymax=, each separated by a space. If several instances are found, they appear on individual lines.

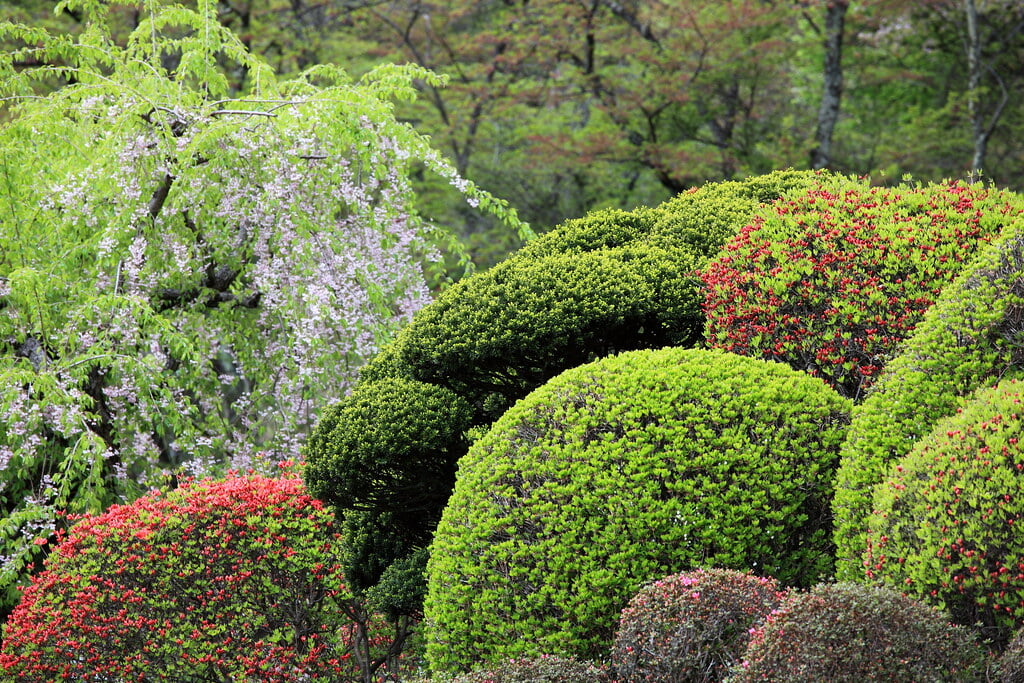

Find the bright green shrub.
xmin=999 ymin=629 xmax=1024 ymax=682
xmin=423 ymin=347 xmax=850 ymax=672
xmin=833 ymin=220 xmax=1024 ymax=581
xmin=440 ymin=655 xmax=611 ymax=682
xmin=308 ymin=172 xmax=826 ymax=603
xmin=703 ymin=179 xmax=1020 ymax=400
xmin=733 ymin=583 xmax=987 ymax=682
xmin=611 ymin=569 xmax=783 ymax=683
xmin=0 ymin=472 xmax=391 ymax=682
xmin=865 ymin=378 xmax=1024 ymax=647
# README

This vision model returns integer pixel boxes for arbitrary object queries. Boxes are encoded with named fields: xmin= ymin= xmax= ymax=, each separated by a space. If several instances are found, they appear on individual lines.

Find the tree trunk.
xmin=965 ymin=0 xmax=986 ymax=178
xmin=810 ymin=1 xmax=848 ymax=170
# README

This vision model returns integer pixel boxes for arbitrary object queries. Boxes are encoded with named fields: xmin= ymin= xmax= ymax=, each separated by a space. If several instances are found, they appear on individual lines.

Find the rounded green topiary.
xmin=308 ymin=172 xmax=828 ymax=602
xmin=611 ymin=568 xmax=783 ymax=683
xmin=423 ymin=347 xmax=850 ymax=672
xmin=833 ymin=214 xmax=1024 ymax=581
xmin=733 ymin=583 xmax=987 ymax=682
xmin=703 ymin=179 xmax=1019 ymax=401
xmin=865 ymin=378 xmax=1024 ymax=647
xmin=439 ymin=655 xmax=611 ymax=682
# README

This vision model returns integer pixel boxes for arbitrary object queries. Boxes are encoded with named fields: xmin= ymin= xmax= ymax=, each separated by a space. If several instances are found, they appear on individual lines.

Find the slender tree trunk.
xmin=810 ymin=1 xmax=848 ymax=170
xmin=965 ymin=0 xmax=985 ymax=178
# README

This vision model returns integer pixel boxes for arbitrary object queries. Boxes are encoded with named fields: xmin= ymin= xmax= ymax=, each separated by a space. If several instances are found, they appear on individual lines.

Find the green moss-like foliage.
xmin=999 ymin=629 xmax=1024 ymax=682
xmin=733 ymin=583 xmax=987 ymax=682
xmin=865 ymin=379 xmax=1024 ymax=647
xmin=423 ymin=348 xmax=850 ymax=672
xmin=833 ymin=219 xmax=1024 ymax=581
xmin=704 ymin=179 xmax=1020 ymax=400
xmin=307 ymin=171 xmax=825 ymax=600
xmin=611 ymin=569 xmax=783 ymax=683
xmin=438 ymin=655 xmax=611 ymax=682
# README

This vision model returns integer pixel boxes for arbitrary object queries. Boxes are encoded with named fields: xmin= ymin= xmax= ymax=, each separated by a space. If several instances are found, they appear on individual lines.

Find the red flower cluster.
xmin=703 ymin=180 xmax=1017 ymax=399
xmin=0 ymin=473 xmax=383 ymax=681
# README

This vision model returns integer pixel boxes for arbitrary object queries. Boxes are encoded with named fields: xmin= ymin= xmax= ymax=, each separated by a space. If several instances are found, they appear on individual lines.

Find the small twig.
xmin=208 ymin=109 xmax=277 ymax=117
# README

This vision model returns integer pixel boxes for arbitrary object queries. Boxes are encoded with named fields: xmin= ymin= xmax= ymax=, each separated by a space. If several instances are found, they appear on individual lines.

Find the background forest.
xmin=4 ymin=0 xmax=1024 ymax=267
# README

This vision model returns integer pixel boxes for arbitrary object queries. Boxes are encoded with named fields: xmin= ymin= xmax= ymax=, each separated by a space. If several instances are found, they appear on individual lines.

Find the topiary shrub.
xmin=0 ymin=472 xmax=393 ymax=682
xmin=703 ymin=179 xmax=1020 ymax=400
xmin=999 ymin=629 xmax=1024 ymax=682
xmin=611 ymin=568 xmax=783 ymax=683
xmin=307 ymin=172 xmax=826 ymax=603
xmin=733 ymin=582 xmax=987 ymax=682
xmin=865 ymin=378 xmax=1024 ymax=647
xmin=440 ymin=654 xmax=611 ymax=682
xmin=423 ymin=347 xmax=850 ymax=672
xmin=833 ymin=218 xmax=1024 ymax=581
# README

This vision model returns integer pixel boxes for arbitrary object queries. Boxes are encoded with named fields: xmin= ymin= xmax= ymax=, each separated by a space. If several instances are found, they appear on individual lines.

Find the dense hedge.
xmin=865 ymin=378 xmax=1024 ymax=647
xmin=1000 ymin=629 xmax=1024 ymax=682
xmin=734 ymin=583 xmax=987 ymax=681
xmin=611 ymin=569 xmax=783 ymax=683
xmin=435 ymin=655 xmax=611 ymax=682
xmin=306 ymin=170 xmax=824 ymax=599
xmin=0 ymin=473 xmax=385 ymax=682
xmin=703 ymin=179 xmax=1019 ymax=400
xmin=833 ymin=218 xmax=1024 ymax=581
xmin=423 ymin=347 xmax=850 ymax=672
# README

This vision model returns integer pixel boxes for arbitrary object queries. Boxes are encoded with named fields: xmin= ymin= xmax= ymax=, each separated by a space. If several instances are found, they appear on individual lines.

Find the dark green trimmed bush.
xmin=611 ymin=569 xmax=783 ymax=683
xmin=833 ymin=215 xmax=1024 ymax=581
xmin=999 ymin=629 xmax=1024 ymax=682
xmin=424 ymin=347 xmax=850 ymax=672
xmin=307 ymin=172 xmax=825 ymax=601
xmin=865 ymin=378 xmax=1024 ymax=647
xmin=703 ymin=179 xmax=1019 ymax=400
xmin=733 ymin=583 xmax=987 ymax=682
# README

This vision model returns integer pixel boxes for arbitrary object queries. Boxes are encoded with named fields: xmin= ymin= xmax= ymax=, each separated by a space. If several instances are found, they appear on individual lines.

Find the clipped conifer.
xmin=833 ymin=217 xmax=1024 ymax=581
xmin=865 ymin=378 xmax=1024 ymax=647
xmin=423 ymin=347 xmax=850 ymax=672
xmin=306 ymin=171 xmax=825 ymax=600
xmin=733 ymin=583 xmax=987 ymax=682
xmin=611 ymin=569 xmax=784 ymax=683
xmin=703 ymin=179 xmax=1019 ymax=400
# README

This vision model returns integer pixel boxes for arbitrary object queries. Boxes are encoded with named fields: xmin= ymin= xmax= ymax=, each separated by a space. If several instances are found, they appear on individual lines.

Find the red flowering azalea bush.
xmin=733 ymin=583 xmax=987 ymax=682
xmin=0 ymin=472 xmax=389 ymax=682
xmin=703 ymin=178 xmax=1020 ymax=400
xmin=611 ymin=569 xmax=784 ymax=683
xmin=865 ymin=378 xmax=1024 ymax=648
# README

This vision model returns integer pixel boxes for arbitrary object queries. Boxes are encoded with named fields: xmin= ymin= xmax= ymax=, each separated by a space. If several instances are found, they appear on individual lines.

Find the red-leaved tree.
xmin=0 ymin=470 xmax=403 ymax=682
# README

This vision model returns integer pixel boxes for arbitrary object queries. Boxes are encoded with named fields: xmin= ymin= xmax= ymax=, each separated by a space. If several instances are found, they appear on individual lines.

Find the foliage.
xmin=865 ymin=378 xmax=1024 ymax=648
xmin=0 ymin=471 xmax=399 ymax=682
xmin=438 ymin=655 xmax=611 ymax=683
xmin=307 ymin=170 xmax=821 ymax=603
xmin=999 ymin=629 xmax=1024 ymax=683
xmin=833 ymin=216 xmax=1024 ymax=580
xmin=703 ymin=177 xmax=1021 ymax=400
xmin=611 ymin=568 xmax=783 ymax=683
xmin=423 ymin=347 xmax=850 ymax=672
xmin=0 ymin=0 xmax=526 ymax=617
xmin=733 ymin=582 xmax=988 ymax=682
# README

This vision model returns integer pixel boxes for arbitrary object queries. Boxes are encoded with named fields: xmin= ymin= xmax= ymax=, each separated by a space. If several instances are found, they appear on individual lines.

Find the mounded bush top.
xmin=734 ymin=582 xmax=987 ymax=682
xmin=833 ymin=215 xmax=1024 ymax=581
xmin=612 ymin=568 xmax=783 ymax=683
xmin=424 ymin=347 xmax=850 ymax=672
xmin=703 ymin=179 xmax=1019 ymax=400
xmin=0 ymin=473 xmax=377 ymax=681
xmin=866 ymin=378 xmax=1024 ymax=646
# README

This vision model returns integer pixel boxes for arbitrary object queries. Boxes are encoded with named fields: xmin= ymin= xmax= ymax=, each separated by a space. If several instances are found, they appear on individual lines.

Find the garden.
xmin=3 ymin=0 xmax=1024 ymax=681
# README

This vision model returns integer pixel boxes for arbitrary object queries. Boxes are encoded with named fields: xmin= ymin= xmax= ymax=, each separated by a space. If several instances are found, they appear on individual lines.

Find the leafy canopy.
xmin=0 ymin=0 xmax=526 ymax=615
